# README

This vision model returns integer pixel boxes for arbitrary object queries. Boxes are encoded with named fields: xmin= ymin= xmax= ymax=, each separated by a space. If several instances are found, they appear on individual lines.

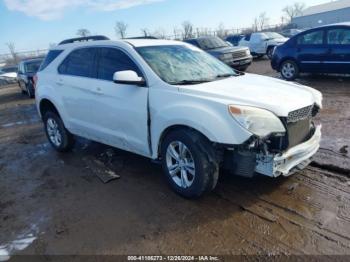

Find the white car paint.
xmin=0 ymin=72 xmax=17 ymax=79
xmin=36 ymin=39 xmax=322 ymax=178
xmin=239 ymin=32 xmax=288 ymax=55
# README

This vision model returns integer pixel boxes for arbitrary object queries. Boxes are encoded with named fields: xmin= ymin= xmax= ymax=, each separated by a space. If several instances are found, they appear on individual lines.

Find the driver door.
xmin=89 ymin=47 xmax=150 ymax=157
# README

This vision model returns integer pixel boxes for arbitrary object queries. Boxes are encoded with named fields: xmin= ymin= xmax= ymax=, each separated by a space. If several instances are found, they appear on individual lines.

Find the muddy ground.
xmin=0 ymin=58 xmax=349 ymax=260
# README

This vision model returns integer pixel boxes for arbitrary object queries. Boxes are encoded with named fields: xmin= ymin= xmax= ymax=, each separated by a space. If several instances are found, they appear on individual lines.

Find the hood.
xmin=207 ymin=46 xmax=248 ymax=57
xmin=270 ymin=37 xmax=288 ymax=44
xmin=178 ymin=74 xmax=322 ymax=117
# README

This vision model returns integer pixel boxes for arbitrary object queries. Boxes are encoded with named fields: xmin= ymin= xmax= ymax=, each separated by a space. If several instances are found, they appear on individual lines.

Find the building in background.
xmin=292 ymin=0 xmax=350 ymax=28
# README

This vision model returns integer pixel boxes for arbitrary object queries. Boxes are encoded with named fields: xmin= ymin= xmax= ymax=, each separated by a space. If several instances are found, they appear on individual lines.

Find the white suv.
xmin=35 ymin=36 xmax=322 ymax=198
xmin=239 ymin=32 xmax=288 ymax=59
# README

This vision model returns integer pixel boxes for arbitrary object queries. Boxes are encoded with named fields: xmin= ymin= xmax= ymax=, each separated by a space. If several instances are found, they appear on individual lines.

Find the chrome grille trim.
xmin=287 ymin=105 xmax=314 ymax=123
xmin=231 ymin=51 xmax=247 ymax=59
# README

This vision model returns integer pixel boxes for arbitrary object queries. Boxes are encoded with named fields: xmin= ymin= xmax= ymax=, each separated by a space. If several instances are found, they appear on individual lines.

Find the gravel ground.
xmin=0 ymin=59 xmax=349 ymax=260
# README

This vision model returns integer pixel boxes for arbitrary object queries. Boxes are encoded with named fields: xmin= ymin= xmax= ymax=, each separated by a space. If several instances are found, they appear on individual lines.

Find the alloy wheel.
xmin=166 ymin=141 xmax=196 ymax=189
xmin=281 ymin=62 xmax=296 ymax=79
xmin=46 ymin=118 xmax=62 ymax=147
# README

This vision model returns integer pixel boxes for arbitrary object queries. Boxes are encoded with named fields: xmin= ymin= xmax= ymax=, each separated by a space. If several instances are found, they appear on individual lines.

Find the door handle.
xmin=56 ymin=79 xmax=64 ymax=86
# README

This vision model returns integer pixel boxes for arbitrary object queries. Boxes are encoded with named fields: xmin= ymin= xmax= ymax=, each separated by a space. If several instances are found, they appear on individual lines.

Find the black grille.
xmin=231 ymin=50 xmax=247 ymax=59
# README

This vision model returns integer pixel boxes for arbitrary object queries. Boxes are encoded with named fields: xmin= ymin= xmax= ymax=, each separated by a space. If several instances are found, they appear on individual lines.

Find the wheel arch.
xmin=39 ymin=98 xmax=61 ymax=120
xmin=278 ymin=57 xmax=299 ymax=71
xmin=156 ymin=125 xmax=212 ymax=159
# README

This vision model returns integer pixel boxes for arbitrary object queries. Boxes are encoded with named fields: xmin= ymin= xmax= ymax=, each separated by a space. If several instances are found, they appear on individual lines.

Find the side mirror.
xmin=113 ymin=70 xmax=146 ymax=87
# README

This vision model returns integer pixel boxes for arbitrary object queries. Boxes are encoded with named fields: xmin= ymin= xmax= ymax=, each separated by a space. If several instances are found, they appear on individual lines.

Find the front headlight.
xmin=245 ymin=49 xmax=251 ymax=56
xmin=228 ymin=105 xmax=286 ymax=137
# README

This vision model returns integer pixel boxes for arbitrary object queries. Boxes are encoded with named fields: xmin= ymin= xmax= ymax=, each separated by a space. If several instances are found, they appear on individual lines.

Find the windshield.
xmin=197 ymin=37 xmax=229 ymax=50
xmin=137 ymin=45 xmax=238 ymax=85
xmin=263 ymin=32 xmax=284 ymax=39
xmin=25 ymin=61 xmax=42 ymax=73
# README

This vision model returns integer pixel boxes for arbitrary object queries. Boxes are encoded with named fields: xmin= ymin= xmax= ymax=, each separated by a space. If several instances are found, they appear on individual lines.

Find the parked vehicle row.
xmin=17 ymin=58 xmax=43 ymax=98
xmin=35 ymin=35 xmax=322 ymax=198
xmin=272 ymin=23 xmax=350 ymax=80
xmin=184 ymin=36 xmax=253 ymax=71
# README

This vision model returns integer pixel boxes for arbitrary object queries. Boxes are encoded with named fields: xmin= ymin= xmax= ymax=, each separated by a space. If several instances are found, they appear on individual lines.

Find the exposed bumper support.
xmin=256 ymin=125 xmax=322 ymax=178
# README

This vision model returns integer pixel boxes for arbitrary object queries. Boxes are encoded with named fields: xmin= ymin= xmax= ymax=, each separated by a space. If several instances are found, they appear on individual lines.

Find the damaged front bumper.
xmin=256 ymin=125 xmax=322 ymax=178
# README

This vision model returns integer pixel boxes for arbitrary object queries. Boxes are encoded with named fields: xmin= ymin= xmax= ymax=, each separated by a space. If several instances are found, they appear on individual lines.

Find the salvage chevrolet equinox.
xmin=35 ymin=35 xmax=323 ymax=198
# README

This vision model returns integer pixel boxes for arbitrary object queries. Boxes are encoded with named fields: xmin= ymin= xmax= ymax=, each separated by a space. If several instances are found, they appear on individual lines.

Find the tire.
xmin=26 ymin=83 xmax=35 ymax=98
xmin=161 ymin=129 xmax=219 ymax=198
xmin=43 ymin=112 xmax=75 ymax=152
xmin=280 ymin=60 xmax=299 ymax=81
xmin=267 ymin=46 xmax=275 ymax=59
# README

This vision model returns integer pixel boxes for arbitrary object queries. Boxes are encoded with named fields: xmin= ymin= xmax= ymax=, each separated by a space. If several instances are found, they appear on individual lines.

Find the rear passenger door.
xmin=296 ymin=29 xmax=328 ymax=73
xmin=325 ymin=27 xmax=350 ymax=74
xmin=90 ymin=47 xmax=150 ymax=157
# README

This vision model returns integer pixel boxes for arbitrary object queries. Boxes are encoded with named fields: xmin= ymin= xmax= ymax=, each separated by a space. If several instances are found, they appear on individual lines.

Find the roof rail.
xmin=58 ymin=35 xmax=110 ymax=45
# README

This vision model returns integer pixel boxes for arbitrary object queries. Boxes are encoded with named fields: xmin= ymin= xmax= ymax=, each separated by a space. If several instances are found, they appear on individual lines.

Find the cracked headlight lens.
xmin=229 ymin=105 xmax=286 ymax=137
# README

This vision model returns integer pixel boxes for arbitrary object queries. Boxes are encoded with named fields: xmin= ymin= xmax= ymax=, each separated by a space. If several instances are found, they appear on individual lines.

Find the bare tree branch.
xmin=115 ymin=21 xmax=128 ymax=39
xmin=283 ymin=2 xmax=306 ymax=22
xmin=182 ymin=21 xmax=194 ymax=40
xmin=5 ymin=42 xmax=18 ymax=64
xmin=76 ymin=29 xmax=91 ymax=37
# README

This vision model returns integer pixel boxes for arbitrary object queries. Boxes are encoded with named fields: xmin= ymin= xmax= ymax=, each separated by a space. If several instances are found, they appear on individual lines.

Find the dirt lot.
xmin=0 ymin=58 xmax=349 ymax=260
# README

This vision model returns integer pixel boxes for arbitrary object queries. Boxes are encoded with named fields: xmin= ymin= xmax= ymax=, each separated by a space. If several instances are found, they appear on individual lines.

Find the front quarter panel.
xmin=150 ymin=86 xmax=252 ymax=159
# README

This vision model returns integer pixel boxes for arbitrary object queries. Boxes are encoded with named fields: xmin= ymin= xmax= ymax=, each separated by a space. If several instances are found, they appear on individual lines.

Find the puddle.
xmin=1 ymin=119 xmax=39 ymax=128
xmin=0 ymin=223 xmax=39 ymax=261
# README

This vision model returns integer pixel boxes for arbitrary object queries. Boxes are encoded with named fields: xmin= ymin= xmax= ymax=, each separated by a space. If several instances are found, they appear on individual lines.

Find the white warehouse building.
xmin=292 ymin=0 xmax=350 ymax=28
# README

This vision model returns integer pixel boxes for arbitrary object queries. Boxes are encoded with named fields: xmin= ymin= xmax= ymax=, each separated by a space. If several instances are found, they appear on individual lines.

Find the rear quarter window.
xmin=39 ymin=50 xmax=63 ymax=71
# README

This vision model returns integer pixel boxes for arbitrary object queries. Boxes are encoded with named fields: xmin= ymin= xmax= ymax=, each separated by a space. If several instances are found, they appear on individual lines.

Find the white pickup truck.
xmin=35 ymin=36 xmax=322 ymax=198
xmin=239 ymin=32 xmax=288 ymax=59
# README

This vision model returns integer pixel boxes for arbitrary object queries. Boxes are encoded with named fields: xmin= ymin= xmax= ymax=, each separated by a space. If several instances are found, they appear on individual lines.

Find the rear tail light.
xmin=33 ymin=74 xmax=38 ymax=89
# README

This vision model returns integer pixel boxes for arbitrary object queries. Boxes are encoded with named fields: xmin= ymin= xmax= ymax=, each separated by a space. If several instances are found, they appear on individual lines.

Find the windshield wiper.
xmin=215 ymin=73 xmax=236 ymax=79
xmin=169 ymin=79 xmax=212 ymax=85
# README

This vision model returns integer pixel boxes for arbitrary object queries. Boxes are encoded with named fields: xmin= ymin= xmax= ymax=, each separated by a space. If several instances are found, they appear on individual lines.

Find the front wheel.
xmin=267 ymin=46 xmax=275 ymax=59
xmin=161 ymin=129 xmax=219 ymax=198
xmin=44 ymin=112 xmax=75 ymax=152
xmin=280 ymin=60 xmax=299 ymax=81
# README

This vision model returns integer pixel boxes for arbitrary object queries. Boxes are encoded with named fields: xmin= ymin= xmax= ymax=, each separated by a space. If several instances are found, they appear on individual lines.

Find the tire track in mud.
xmin=212 ymin=167 xmax=350 ymax=254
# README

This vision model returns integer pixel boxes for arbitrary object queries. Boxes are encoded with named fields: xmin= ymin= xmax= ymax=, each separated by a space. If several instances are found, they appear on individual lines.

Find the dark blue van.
xmin=271 ymin=23 xmax=350 ymax=80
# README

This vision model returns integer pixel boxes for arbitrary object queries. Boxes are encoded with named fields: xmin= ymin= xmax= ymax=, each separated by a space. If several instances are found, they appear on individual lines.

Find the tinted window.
xmin=59 ymin=48 xmax=96 ymax=77
xmin=327 ymin=28 xmax=350 ymax=45
xmin=25 ymin=61 xmax=42 ymax=73
xmin=40 ymin=50 xmax=63 ymax=71
xmin=97 ymin=48 xmax=141 ymax=81
xmin=298 ymin=30 xmax=324 ymax=45
xmin=244 ymin=34 xmax=251 ymax=41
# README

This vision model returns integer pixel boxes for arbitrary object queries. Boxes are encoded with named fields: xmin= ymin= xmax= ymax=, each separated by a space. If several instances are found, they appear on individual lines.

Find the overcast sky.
xmin=0 ymin=0 xmax=330 ymax=53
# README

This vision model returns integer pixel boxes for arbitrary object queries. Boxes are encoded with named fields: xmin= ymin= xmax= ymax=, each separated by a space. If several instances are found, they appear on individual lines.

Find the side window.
xmin=297 ymin=30 xmax=324 ymax=45
xmin=327 ymin=28 xmax=350 ymax=45
xmin=97 ymin=48 xmax=141 ymax=81
xmin=244 ymin=34 xmax=251 ymax=41
xmin=40 ymin=50 xmax=63 ymax=71
xmin=58 ymin=48 xmax=96 ymax=77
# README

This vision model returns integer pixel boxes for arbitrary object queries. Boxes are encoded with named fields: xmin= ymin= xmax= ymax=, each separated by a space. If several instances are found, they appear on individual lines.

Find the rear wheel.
xmin=161 ymin=129 xmax=219 ymax=198
xmin=280 ymin=60 xmax=299 ymax=81
xmin=26 ymin=83 xmax=35 ymax=98
xmin=43 ymin=112 xmax=75 ymax=152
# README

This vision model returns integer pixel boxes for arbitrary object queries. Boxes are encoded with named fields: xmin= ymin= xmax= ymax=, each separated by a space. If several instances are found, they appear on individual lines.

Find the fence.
xmin=0 ymin=49 xmax=48 ymax=65
xmin=0 ymin=23 xmax=291 ymax=64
